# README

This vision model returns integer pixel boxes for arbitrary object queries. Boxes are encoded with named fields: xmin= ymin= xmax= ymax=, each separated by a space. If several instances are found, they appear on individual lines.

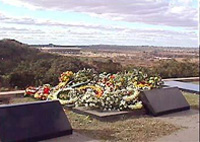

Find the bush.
xmin=9 ymin=71 xmax=35 ymax=88
xmin=153 ymin=59 xmax=199 ymax=78
xmin=124 ymin=59 xmax=199 ymax=79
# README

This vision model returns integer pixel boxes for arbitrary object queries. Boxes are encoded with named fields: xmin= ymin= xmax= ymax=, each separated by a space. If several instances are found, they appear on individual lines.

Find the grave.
xmin=0 ymin=100 xmax=72 ymax=142
xmin=140 ymin=87 xmax=190 ymax=116
xmin=71 ymin=87 xmax=191 ymax=119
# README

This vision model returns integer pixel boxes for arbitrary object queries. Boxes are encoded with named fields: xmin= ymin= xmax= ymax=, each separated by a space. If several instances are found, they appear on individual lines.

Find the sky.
xmin=0 ymin=0 xmax=199 ymax=47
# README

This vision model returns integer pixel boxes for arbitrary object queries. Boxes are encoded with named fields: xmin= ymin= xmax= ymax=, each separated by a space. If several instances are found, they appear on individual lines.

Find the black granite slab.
xmin=0 ymin=100 xmax=72 ymax=142
xmin=140 ymin=87 xmax=190 ymax=116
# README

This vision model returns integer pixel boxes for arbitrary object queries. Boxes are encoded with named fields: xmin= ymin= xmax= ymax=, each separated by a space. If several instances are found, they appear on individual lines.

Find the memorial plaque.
xmin=0 ymin=100 xmax=73 ymax=142
xmin=140 ymin=87 xmax=190 ymax=116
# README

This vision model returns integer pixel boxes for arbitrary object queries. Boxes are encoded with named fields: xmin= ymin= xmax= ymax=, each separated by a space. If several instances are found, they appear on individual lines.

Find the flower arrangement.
xmin=25 ymin=69 xmax=163 ymax=111
xmin=24 ymin=84 xmax=51 ymax=100
xmin=59 ymin=71 xmax=74 ymax=83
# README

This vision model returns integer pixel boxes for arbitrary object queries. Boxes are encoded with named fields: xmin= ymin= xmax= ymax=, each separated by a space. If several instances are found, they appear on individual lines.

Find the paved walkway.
xmin=163 ymin=77 xmax=199 ymax=82
xmin=41 ymin=132 xmax=99 ymax=142
xmin=153 ymin=109 xmax=199 ymax=142
xmin=164 ymin=81 xmax=199 ymax=93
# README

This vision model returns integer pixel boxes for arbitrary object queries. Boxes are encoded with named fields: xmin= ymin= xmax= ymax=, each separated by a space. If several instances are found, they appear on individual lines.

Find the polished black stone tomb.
xmin=140 ymin=87 xmax=190 ymax=116
xmin=0 ymin=100 xmax=72 ymax=142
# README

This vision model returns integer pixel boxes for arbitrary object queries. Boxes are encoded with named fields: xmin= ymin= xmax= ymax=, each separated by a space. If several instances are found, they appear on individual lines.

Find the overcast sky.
xmin=0 ymin=0 xmax=198 ymax=47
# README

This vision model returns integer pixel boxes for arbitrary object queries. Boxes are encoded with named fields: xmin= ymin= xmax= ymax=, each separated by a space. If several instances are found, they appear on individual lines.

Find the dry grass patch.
xmin=66 ymin=110 xmax=180 ymax=142
xmin=10 ymin=97 xmax=37 ymax=104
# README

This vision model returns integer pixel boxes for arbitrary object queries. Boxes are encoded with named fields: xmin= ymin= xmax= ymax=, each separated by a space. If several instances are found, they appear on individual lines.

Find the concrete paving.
xmin=41 ymin=132 xmax=99 ymax=142
xmin=164 ymin=81 xmax=199 ymax=93
xmin=153 ymin=109 xmax=199 ymax=142
xmin=163 ymin=77 xmax=199 ymax=82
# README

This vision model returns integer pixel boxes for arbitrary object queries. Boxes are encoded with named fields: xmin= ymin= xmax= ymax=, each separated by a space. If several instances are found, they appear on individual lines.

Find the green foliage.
xmin=154 ymin=59 xmax=199 ymax=78
xmin=124 ymin=59 xmax=199 ymax=79
xmin=91 ymin=59 xmax=122 ymax=73
xmin=9 ymin=71 xmax=35 ymax=88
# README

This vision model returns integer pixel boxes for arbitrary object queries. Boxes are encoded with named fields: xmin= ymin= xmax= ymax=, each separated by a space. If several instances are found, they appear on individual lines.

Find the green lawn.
xmin=182 ymin=92 xmax=199 ymax=110
xmin=190 ymin=81 xmax=199 ymax=85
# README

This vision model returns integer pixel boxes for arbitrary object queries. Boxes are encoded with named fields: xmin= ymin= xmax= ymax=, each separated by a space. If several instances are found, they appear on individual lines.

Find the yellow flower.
xmin=79 ymin=85 xmax=103 ymax=97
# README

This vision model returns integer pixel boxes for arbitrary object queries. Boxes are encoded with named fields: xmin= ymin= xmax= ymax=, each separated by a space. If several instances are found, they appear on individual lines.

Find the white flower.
xmin=128 ymin=101 xmax=143 ymax=110
xmin=120 ymin=100 xmax=126 ymax=105
xmin=106 ymin=97 xmax=110 ymax=101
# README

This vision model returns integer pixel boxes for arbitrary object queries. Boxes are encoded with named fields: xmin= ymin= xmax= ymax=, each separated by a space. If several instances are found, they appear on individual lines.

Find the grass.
xmin=10 ymin=97 xmax=37 ymax=104
xmin=182 ymin=92 xmax=199 ymax=110
xmin=190 ymin=81 xmax=199 ymax=85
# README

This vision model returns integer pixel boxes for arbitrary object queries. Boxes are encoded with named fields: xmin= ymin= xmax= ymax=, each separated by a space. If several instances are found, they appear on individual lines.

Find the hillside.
xmin=0 ymin=39 xmax=39 ymax=75
xmin=0 ymin=39 xmax=122 ymax=89
xmin=0 ymin=39 xmax=91 ymax=88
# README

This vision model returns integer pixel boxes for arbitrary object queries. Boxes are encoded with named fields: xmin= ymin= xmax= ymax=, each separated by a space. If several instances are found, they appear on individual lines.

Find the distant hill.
xmin=30 ymin=43 xmax=88 ymax=48
xmin=31 ymin=43 xmax=198 ymax=52
xmin=0 ymin=39 xmax=40 ymax=58
xmin=0 ymin=39 xmax=92 ymax=88
xmin=0 ymin=39 xmax=40 ymax=75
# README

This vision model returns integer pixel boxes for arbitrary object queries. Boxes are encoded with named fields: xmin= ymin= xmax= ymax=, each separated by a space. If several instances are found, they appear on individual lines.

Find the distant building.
xmin=39 ymin=47 xmax=81 ymax=54
xmin=154 ymin=57 xmax=172 ymax=60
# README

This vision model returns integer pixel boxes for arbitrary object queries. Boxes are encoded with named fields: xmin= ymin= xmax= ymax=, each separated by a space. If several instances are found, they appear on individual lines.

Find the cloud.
xmin=0 ymin=12 xmax=124 ymax=31
xmin=1 ymin=0 xmax=197 ymax=28
xmin=1 ymin=12 xmax=197 ymax=38
xmin=0 ymin=8 xmax=198 ymax=47
xmin=0 ymin=0 xmax=39 ymax=10
xmin=0 ymin=0 xmax=198 ymax=47
xmin=0 ymin=27 xmax=44 ymax=34
xmin=0 ymin=23 xmax=197 ymax=47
